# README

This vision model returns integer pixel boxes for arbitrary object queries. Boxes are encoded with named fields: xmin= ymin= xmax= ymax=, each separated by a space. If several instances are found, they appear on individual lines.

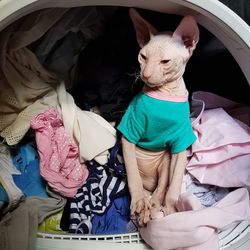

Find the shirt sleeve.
xmin=170 ymin=123 xmax=196 ymax=154
xmin=117 ymin=97 xmax=146 ymax=144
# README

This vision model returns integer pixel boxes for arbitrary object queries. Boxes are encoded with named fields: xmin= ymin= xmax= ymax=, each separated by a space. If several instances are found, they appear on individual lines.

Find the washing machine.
xmin=0 ymin=0 xmax=250 ymax=249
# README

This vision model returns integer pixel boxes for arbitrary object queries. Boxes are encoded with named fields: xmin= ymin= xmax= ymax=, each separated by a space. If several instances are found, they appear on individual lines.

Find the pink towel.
xmin=31 ymin=108 xmax=88 ymax=197
xmin=140 ymin=188 xmax=250 ymax=250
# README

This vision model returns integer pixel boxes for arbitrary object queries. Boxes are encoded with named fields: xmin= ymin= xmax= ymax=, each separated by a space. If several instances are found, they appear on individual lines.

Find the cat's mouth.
xmin=145 ymin=82 xmax=163 ymax=88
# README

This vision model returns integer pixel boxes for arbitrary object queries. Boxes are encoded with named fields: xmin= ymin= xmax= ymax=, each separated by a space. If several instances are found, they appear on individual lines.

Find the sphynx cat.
xmin=117 ymin=8 xmax=199 ymax=226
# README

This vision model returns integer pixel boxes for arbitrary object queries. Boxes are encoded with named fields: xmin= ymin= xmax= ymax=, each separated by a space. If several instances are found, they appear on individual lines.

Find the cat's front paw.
xmin=130 ymin=195 xmax=151 ymax=227
xmin=161 ymin=197 xmax=178 ymax=216
xmin=137 ymin=207 xmax=151 ymax=227
xmin=130 ymin=196 xmax=151 ymax=217
xmin=149 ymin=197 xmax=162 ymax=219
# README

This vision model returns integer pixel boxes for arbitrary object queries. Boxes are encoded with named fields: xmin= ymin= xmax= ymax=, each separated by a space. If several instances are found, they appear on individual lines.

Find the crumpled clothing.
xmin=31 ymin=108 xmax=89 ymax=197
xmin=69 ymin=161 xmax=127 ymax=234
xmin=0 ymin=8 xmax=116 ymax=167
xmin=91 ymin=195 xmax=137 ymax=235
xmin=30 ymin=7 xmax=104 ymax=88
xmin=0 ymin=9 xmax=62 ymax=146
xmin=38 ymin=209 xmax=64 ymax=233
xmin=0 ymin=7 xmax=120 ymax=166
xmin=140 ymin=188 xmax=250 ymax=250
xmin=107 ymin=140 xmax=126 ymax=178
xmin=0 ymin=143 xmax=48 ymax=206
xmin=56 ymin=82 xmax=117 ymax=165
xmin=191 ymin=91 xmax=250 ymax=128
xmin=0 ymin=144 xmax=24 ymax=212
xmin=0 ymin=187 xmax=66 ymax=250
xmin=187 ymin=107 xmax=250 ymax=187
xmin=11 ymin=143 xmax=48 ymax=198
xmin=185 ymin=173 xmax=229 ymax=207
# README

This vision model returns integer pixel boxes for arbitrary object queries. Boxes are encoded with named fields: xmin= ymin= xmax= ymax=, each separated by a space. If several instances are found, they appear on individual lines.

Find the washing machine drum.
xmin=0 ymin=1 xmax=250 ymax=250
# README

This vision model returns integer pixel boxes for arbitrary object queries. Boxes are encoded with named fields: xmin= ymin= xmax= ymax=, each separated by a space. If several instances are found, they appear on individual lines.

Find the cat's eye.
xmin=161 ymin=59 xmax=170 ymax=64
xmin=140 ymin=53 xmax=147 ymax=60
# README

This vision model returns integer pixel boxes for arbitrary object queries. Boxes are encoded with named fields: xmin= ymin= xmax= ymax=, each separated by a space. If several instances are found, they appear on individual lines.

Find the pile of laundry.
xmin=0 ymin=6 xmax=250 ymax=250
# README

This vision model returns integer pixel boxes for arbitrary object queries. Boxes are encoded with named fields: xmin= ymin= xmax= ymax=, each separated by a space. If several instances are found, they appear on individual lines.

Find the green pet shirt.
xmin=117 ymin=91 xmax=196 ymax=153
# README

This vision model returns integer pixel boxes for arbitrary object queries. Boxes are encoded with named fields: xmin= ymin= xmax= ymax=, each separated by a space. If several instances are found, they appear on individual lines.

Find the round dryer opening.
xmin=0 ymin=1 xmax=249 ymax=250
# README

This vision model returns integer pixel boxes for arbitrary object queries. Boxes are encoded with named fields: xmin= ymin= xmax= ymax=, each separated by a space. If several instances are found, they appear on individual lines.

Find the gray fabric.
xmin=30 ymin=7 xmax=104 ymax=88
xmin=0 ymin=188 xmax=66 ymax=250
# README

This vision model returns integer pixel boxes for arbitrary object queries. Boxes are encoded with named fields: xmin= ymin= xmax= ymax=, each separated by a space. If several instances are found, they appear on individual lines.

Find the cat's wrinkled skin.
xmin=121 ymin=8 xmax=199 ymax=227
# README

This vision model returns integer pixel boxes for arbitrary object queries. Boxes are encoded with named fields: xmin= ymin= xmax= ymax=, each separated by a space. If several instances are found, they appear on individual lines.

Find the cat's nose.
xmin=143 ymin=75 xmax=150 ymax=81
xmin=142 ymin=71 xmax=152 ymax=81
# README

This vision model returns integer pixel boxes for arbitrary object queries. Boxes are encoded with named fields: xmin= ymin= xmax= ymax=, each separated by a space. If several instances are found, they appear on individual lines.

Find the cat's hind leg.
xmin=149 ymin=150 xmax=171 ymax=219
xmin=136 ymin=149 xmax=171 ymax=225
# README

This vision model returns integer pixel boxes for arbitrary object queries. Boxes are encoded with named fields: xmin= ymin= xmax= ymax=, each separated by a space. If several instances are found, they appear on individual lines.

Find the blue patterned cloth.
xmin=69 ymin=161 xmax=128 ymax=234
xmin=0 ymin=143 xmax=47 ymax=203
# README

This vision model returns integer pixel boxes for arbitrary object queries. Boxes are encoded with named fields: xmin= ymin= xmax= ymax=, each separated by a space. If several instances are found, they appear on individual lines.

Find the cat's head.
xmin=130 ymin=8 xmax=199 ymax=88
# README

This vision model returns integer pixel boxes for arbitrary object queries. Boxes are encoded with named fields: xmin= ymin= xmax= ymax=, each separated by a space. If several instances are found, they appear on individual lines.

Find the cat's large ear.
xmin=173 ymin=15 xmax=199 ymax=55
xmin=129 ymin=8 xmax=158 ymax=48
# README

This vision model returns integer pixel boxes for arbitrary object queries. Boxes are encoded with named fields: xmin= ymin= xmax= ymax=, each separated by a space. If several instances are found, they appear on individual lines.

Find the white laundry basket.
xmin=0 ymin=0 xmax=250 ymax=250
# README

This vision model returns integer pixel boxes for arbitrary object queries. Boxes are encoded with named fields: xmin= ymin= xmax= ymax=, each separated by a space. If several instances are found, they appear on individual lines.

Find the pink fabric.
xmin=187 ymin=108 xmax=250 ymax=187
xmin=140 ymin=188 xmax=250 ymax=250
xmin=31 ymin=108 xmax=89 ymax=197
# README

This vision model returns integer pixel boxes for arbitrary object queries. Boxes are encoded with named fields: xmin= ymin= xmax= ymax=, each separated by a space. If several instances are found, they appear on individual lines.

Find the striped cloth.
xmin=69 ymin=161 xmax=128 ymax=234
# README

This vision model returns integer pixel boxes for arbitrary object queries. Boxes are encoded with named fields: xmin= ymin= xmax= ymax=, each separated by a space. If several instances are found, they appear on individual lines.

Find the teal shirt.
xmin=117 ymin=92 xmax=196 ymax=153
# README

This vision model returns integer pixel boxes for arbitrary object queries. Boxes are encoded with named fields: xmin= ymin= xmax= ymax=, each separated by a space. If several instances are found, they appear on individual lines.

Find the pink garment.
xmin=187 ymin=108 xmax=250 ymax=187
xmin=143 ymin=85 xmax=188 ymax=102
xmin=140 ymin=188 xmax=250 ymax=250
xmin=31 ymin=108 xmax=89 ymax=197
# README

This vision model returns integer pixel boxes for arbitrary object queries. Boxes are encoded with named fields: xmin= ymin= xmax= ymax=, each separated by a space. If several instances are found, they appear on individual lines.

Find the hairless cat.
xmin=117 ymin=8 xmax=199 ymax=226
